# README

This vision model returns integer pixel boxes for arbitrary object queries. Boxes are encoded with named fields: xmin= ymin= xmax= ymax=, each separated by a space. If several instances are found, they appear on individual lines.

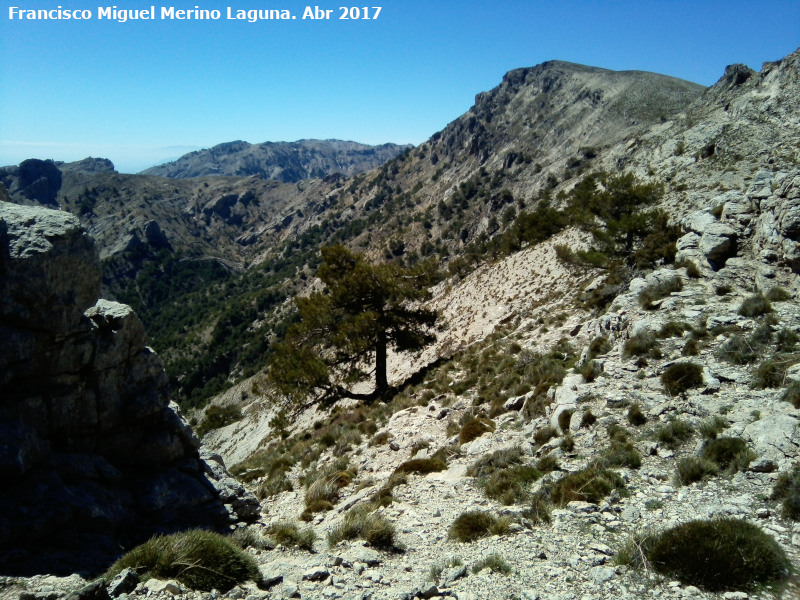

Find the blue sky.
xmin=1 ymin=1 xmax=798 ymax=173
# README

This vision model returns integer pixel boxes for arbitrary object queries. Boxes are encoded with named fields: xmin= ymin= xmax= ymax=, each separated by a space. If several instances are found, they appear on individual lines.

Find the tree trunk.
xmin=375 ymin=330 xmax=388 ymax=394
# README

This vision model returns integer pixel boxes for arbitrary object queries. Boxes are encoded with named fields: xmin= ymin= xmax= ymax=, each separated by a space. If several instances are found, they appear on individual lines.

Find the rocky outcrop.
xmin=0 ymin=202 xmax=257 ymax=577
xmin=142 ymin=139 xmax=411 ymax=181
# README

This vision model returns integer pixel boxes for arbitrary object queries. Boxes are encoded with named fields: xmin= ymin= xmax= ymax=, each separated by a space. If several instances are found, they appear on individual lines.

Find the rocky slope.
xmin=174 ymin=50 xmax=800 ymax=599
xmin=142 ymin=140 xmax=411 ymax=181
xmin=0 ymin=201 xmax=258 ymax=576
xmin=3 ymin=48 xmax=800 ymax=600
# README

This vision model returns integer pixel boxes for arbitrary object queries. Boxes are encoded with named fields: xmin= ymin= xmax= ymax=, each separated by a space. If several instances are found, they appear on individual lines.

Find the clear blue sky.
xmin=1 ymin=1 xmax=798 ymax=173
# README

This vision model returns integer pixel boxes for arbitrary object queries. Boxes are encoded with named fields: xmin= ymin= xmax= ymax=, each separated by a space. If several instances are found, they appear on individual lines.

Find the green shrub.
xmin=394 ymin=458 xmax=446 ymax=475
xmin=639 ymin=276 xmax=683 ymax=310
xmin=104 ymin=530 xmax=260 ymax=592
xmin=607 ymin=423 xmax=629 ymax=443
xmin=675 ymin=457 xmax=718 ymax=485
xmin=302 ymin=457 xmax=356 ymax=516
xmin=716 ymin=332 xmax=760 ymax=364
xmin=327 ymin=505 xmax=398 ymax=550
xmin=535 ymin=454 xmax=560 ymax=473
xmin=776 ymin=327 xmax=799 ymax=352
xmin=782 ymin=381 xmax=800 ymax=408
xmin=623 ymin=332 xmax=662 ymax=359
xmin=675 ymin=259 xmax=701 ymax=278
xmin=266 ymin=520 xmax=316 ymax=551
xmin=548 ymin=467 xmax=626 ymax=506
xmin=642 ymin=518 xmax=790 ymax=591
xmin=560 ymin=434 xmax=575 ymax=452
xmin=771 ymin=464 xmax=800 ymax=520
xmin=738 ymin=293 xmax=772 ymax=317
xmin=482 ymin=465 xmax=542 ymax=505
xmin=533 ymin=425 xmax=559 ymax=446
xmin=256 ymin=474 xmax=293 ymax=500
xmin=682 ymin=338 xmax=700 ymax=356
xmin=448 ymin=511 xmax=509 ymax=542
xmin=656 ymin=419 xmax=694 ymax=449
xmin=661 ymin=362 xmax=704 ymax=395
xmin=195 ymin=405 xmax=243 ymax=438
xmin=471 ymin=553 xmax=512 ymax=575
xmin=580 ymin=409 xmax=597 ymax=428
xmin=765 ymin=286 xmax=791 ymax=302
xmin=698 ymin=415 xmax=728 ymax=439
xmin=597 ymin=441 xmax=642 ymax=469
xmin=627 ymin=404 xmax=648 ymax=426
xmin=557 ymin=409 xmax=574 ymax=432
xmin=369 ymin=431 xmax=393 ymax=446
xmin=753 ymin=358 xmax=795 ymax=389
xmin=587 ymin=336 xmax=612 ymax=358
xmin=468 ymin=447 xmax=542 ymax=505
xmin=459 ymin=417 xmax=495 ymax=445
xmin=579 ymin=359 xmax=602 ymax=382
xmin=657 ymin=320 xmax=693 ymax=339
xmin=700 ymin=437 xmax=755 ymax=473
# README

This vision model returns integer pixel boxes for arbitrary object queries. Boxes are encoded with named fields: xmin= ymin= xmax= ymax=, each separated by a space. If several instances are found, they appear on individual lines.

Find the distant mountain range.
xmin=141 ymin=139 xmax=412 ymax=181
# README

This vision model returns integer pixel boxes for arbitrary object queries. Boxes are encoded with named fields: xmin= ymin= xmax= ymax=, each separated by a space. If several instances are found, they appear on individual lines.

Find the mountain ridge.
xmin=141 ymin=138 xmax=412 ymax=181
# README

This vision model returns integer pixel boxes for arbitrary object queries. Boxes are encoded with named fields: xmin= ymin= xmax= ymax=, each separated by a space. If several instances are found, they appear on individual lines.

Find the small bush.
xmin=597 ymin=441 xmax=642 ymax=469
xmin=682 ymin=338 xmax=700 ymax=356
xmin=627 ymin=404 xmax=648 ymax=426
xmin=533 ymin=425 xmax=559 ymax=446
xmin=468 ymin=447 xmax=542 ymax=505
xmin=765 ymin=286 xmax=791 ymax=302
xmin=753 ymin=359 xmax=791 ymax=389
xmin=104 ymin=530 xmax=260 ymax=592
xmin=716 ymin=332 xmax=760 ymax=364
xmin=557 ymin=409 xmax=574 ymax=432
xmin=698 ymin=415 xmax=728 ymax=439
xmin=772 ymin=464 xmax=800 ymax=520
xmin=327 ymin=505 xmax=398 ymax=550
xmin=587 ymin=336 xmax=612 ymax=358
xmin=623 ymin=332 xmax=662 ymax=359
xmin=548 ymin=467 xmax=626 ymax=506
xmin=303 ymin=457 xmax=356 ymax=516
xmin=535 ymin=454 xmax=560 ymax=473
xmin=256 ymin=474 xmax=293 ymax=500
xmin=675 ymin=457 xmax=718 ymax=485
xmin=394 ymin=458 xmax=447 ymax=476
xmin=715 ymin=284 xmax=732 ymax=296
xmin=580 ymin=409 xmax=597 ymax=428
xmin=266 ymin=520 xmax=316 ymax=551
xmin=658 ymin=320 xmax=693 ymax=339
xmin=639 ymin=275 xmax=683 ymax=310
xmin=560 ymin=434 xmax=575 ymax=452
xmin=738 ymin=293 xmax=772 ymax=317
xmin=782 ymin=381 xmax=800 ymax=408
xmin=195 ymin=405 xmax=243 ymax=438
xmin=701 ymin=437 xmax=755 ymax=473
xmin=482 ymin=466 xmax=542 ymax=505
xmin=661 ymin=362 xmax=704 ymax=396
xmin=656 ymin=419 xmax=694 ymax=449
xmin=449 ymin=511 xmax=509 ymax=542
xmin=676 ymin=259 xmax=701 ymax=278
xmin=459 ymin=417 xmax=495 ymax=445
xmin=607 ymin=423 xmax=629 ymax=443
xmin=643 ymin=518 xmax=790 ymax=591
xmin=471 ymin=553 xmax=512 ymax=575
xmin=369 ymin=431 xmax=393 ymax=446
xmin=580 ymin=359 xmax=603 ymax=382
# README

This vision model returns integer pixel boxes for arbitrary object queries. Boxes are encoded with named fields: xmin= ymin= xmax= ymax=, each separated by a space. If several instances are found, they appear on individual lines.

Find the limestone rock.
xmin=0 ymin=202 xmax=242 ymax=576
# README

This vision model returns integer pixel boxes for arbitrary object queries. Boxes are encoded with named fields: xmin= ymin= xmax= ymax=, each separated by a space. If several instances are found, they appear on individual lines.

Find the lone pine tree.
xmin=269 ymin=245 xmax=439 ymax=402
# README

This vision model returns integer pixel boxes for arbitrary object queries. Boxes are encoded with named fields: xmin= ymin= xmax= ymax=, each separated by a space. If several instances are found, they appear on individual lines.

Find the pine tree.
xmin=269 ymin=245 xmax=439 ymax=402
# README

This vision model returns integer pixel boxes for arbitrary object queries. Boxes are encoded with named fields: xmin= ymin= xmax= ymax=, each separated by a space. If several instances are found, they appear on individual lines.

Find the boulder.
xmin=0 ymin=202 xmax=252 ymax=577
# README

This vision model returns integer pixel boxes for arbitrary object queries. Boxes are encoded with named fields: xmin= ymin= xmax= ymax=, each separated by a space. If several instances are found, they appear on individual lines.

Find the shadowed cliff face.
xmin=0 ymin=201 xmax=258 ymax=576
